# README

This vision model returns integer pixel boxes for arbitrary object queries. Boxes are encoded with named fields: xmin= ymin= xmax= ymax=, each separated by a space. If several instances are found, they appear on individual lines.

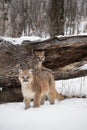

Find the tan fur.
xmin=33 ymin=50 xmax=64 ymax=104
xmin=32 ymin=50 xmax=52 ymax=73
xmin=18 ymin=69 xmax=65 ymax=109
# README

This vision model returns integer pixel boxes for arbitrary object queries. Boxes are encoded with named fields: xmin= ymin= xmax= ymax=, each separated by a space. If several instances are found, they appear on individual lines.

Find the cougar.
xmin=31 ymin=50 xmax=52 ymax=73
xmin=18 ymin=69 xmax=65 ymax=109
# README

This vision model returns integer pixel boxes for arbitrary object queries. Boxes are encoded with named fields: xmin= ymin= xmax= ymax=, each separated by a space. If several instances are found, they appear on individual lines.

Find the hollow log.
xmin=0 ymin=35 xmax=87 ymax=103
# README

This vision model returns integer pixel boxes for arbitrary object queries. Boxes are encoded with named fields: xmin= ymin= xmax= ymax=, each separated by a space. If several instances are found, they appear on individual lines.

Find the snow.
xmin=0 ymin=36 xmax=41 ymax=45
xmin=79 ymin=64 xmax=87 ymax=70
xmin=56 ymin=76 xmax=87 ymax=97
xmin=56 ymin=33 xmax=87 ymax=39
xmin=0 ymin=98 xmax=87 ymax=130
xmin=1 ymin=33 xmax=87 ymax=45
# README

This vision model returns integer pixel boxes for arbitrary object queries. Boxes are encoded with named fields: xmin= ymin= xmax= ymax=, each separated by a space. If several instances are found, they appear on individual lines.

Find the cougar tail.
xmin=56 ymin=90 xmax=67 ymax=101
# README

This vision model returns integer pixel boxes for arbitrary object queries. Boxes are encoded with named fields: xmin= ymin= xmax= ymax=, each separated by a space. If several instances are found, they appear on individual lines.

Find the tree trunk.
xmin=49 ymin=0 xmax=64 ymax=37
xmin=0 ymin=35 xmax=87 ymax=103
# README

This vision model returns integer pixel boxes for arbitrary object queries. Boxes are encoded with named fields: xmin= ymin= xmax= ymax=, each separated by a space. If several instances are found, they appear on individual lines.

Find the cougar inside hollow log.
xmin=18 ymin=69 xmax=65 ymax=109
xmin=31 ymin=50 xmax=52 ymax=73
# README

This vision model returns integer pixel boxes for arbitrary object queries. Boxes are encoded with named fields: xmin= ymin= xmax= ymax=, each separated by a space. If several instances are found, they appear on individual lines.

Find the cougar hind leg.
xmin=48 ymin=91 xmax=56 ymax=105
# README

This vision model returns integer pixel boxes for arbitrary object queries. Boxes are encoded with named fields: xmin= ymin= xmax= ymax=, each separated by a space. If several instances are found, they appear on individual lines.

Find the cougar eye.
xmin=41 ymin=57 xmax=44 ymax=61
xmin=27 ymin=76 xmax=29 ymax=79
xmin=22 ymin=76 xmax=24 ymax=79
xmin=37 ymin=57 xmax=40 ymax=61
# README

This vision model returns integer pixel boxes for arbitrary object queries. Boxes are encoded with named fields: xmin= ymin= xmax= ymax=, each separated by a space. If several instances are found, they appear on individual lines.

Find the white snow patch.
xmin=56 ymin=76 xmax=87 ymax=97
xmin=0 ymin=99 xmax=87 ymax=130
xmin=56 ymin=33 xmax=87 ymax=39
xmin=79 ymin=64 xmax=87 ymax=70
xmin=1 ymin=36 xmax=41 ymax=45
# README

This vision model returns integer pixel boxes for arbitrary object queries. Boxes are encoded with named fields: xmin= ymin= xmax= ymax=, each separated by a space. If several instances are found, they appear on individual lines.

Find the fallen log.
xmin=0 ymin=35 xmax=87 ymax=103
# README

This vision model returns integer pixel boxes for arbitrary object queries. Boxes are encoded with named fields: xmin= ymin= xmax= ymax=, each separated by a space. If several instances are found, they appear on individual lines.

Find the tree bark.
xmin=49 ymin=0 xmax=64 ymax=37
xmin=0 ymin=35 xmax=87 ymax=103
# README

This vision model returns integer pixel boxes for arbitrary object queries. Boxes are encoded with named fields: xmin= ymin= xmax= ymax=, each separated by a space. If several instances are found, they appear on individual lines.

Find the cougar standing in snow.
xmin=18 ymin=69 xmax=65 ymax=109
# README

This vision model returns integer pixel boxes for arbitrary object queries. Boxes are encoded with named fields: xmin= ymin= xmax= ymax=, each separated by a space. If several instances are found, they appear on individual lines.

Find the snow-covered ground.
xmin=0 ymin=98 xmax=87 ymax=130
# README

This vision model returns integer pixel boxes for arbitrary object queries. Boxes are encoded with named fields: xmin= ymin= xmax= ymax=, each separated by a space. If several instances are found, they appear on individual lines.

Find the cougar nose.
xmin=23 ymin=78 xmax=28 ymax=82
xmin=39 ymin=59 xmax=42 ymax=62
xmin=23 ymin=79 xmax=28 ymax=82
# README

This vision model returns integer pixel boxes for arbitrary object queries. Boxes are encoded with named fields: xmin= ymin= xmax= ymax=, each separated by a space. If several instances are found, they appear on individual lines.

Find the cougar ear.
xmin=19 ymin=69 xmax=23 ymax=74
xmin=34 ymin=50 xmax=38 ymax=56
xmin=28 ymin=69 xmax=33 ymax=74
xmin=34 ymin=50 xmax=45 ymax=56
xmin=41 ymin=50 xmax=45 ymax=55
